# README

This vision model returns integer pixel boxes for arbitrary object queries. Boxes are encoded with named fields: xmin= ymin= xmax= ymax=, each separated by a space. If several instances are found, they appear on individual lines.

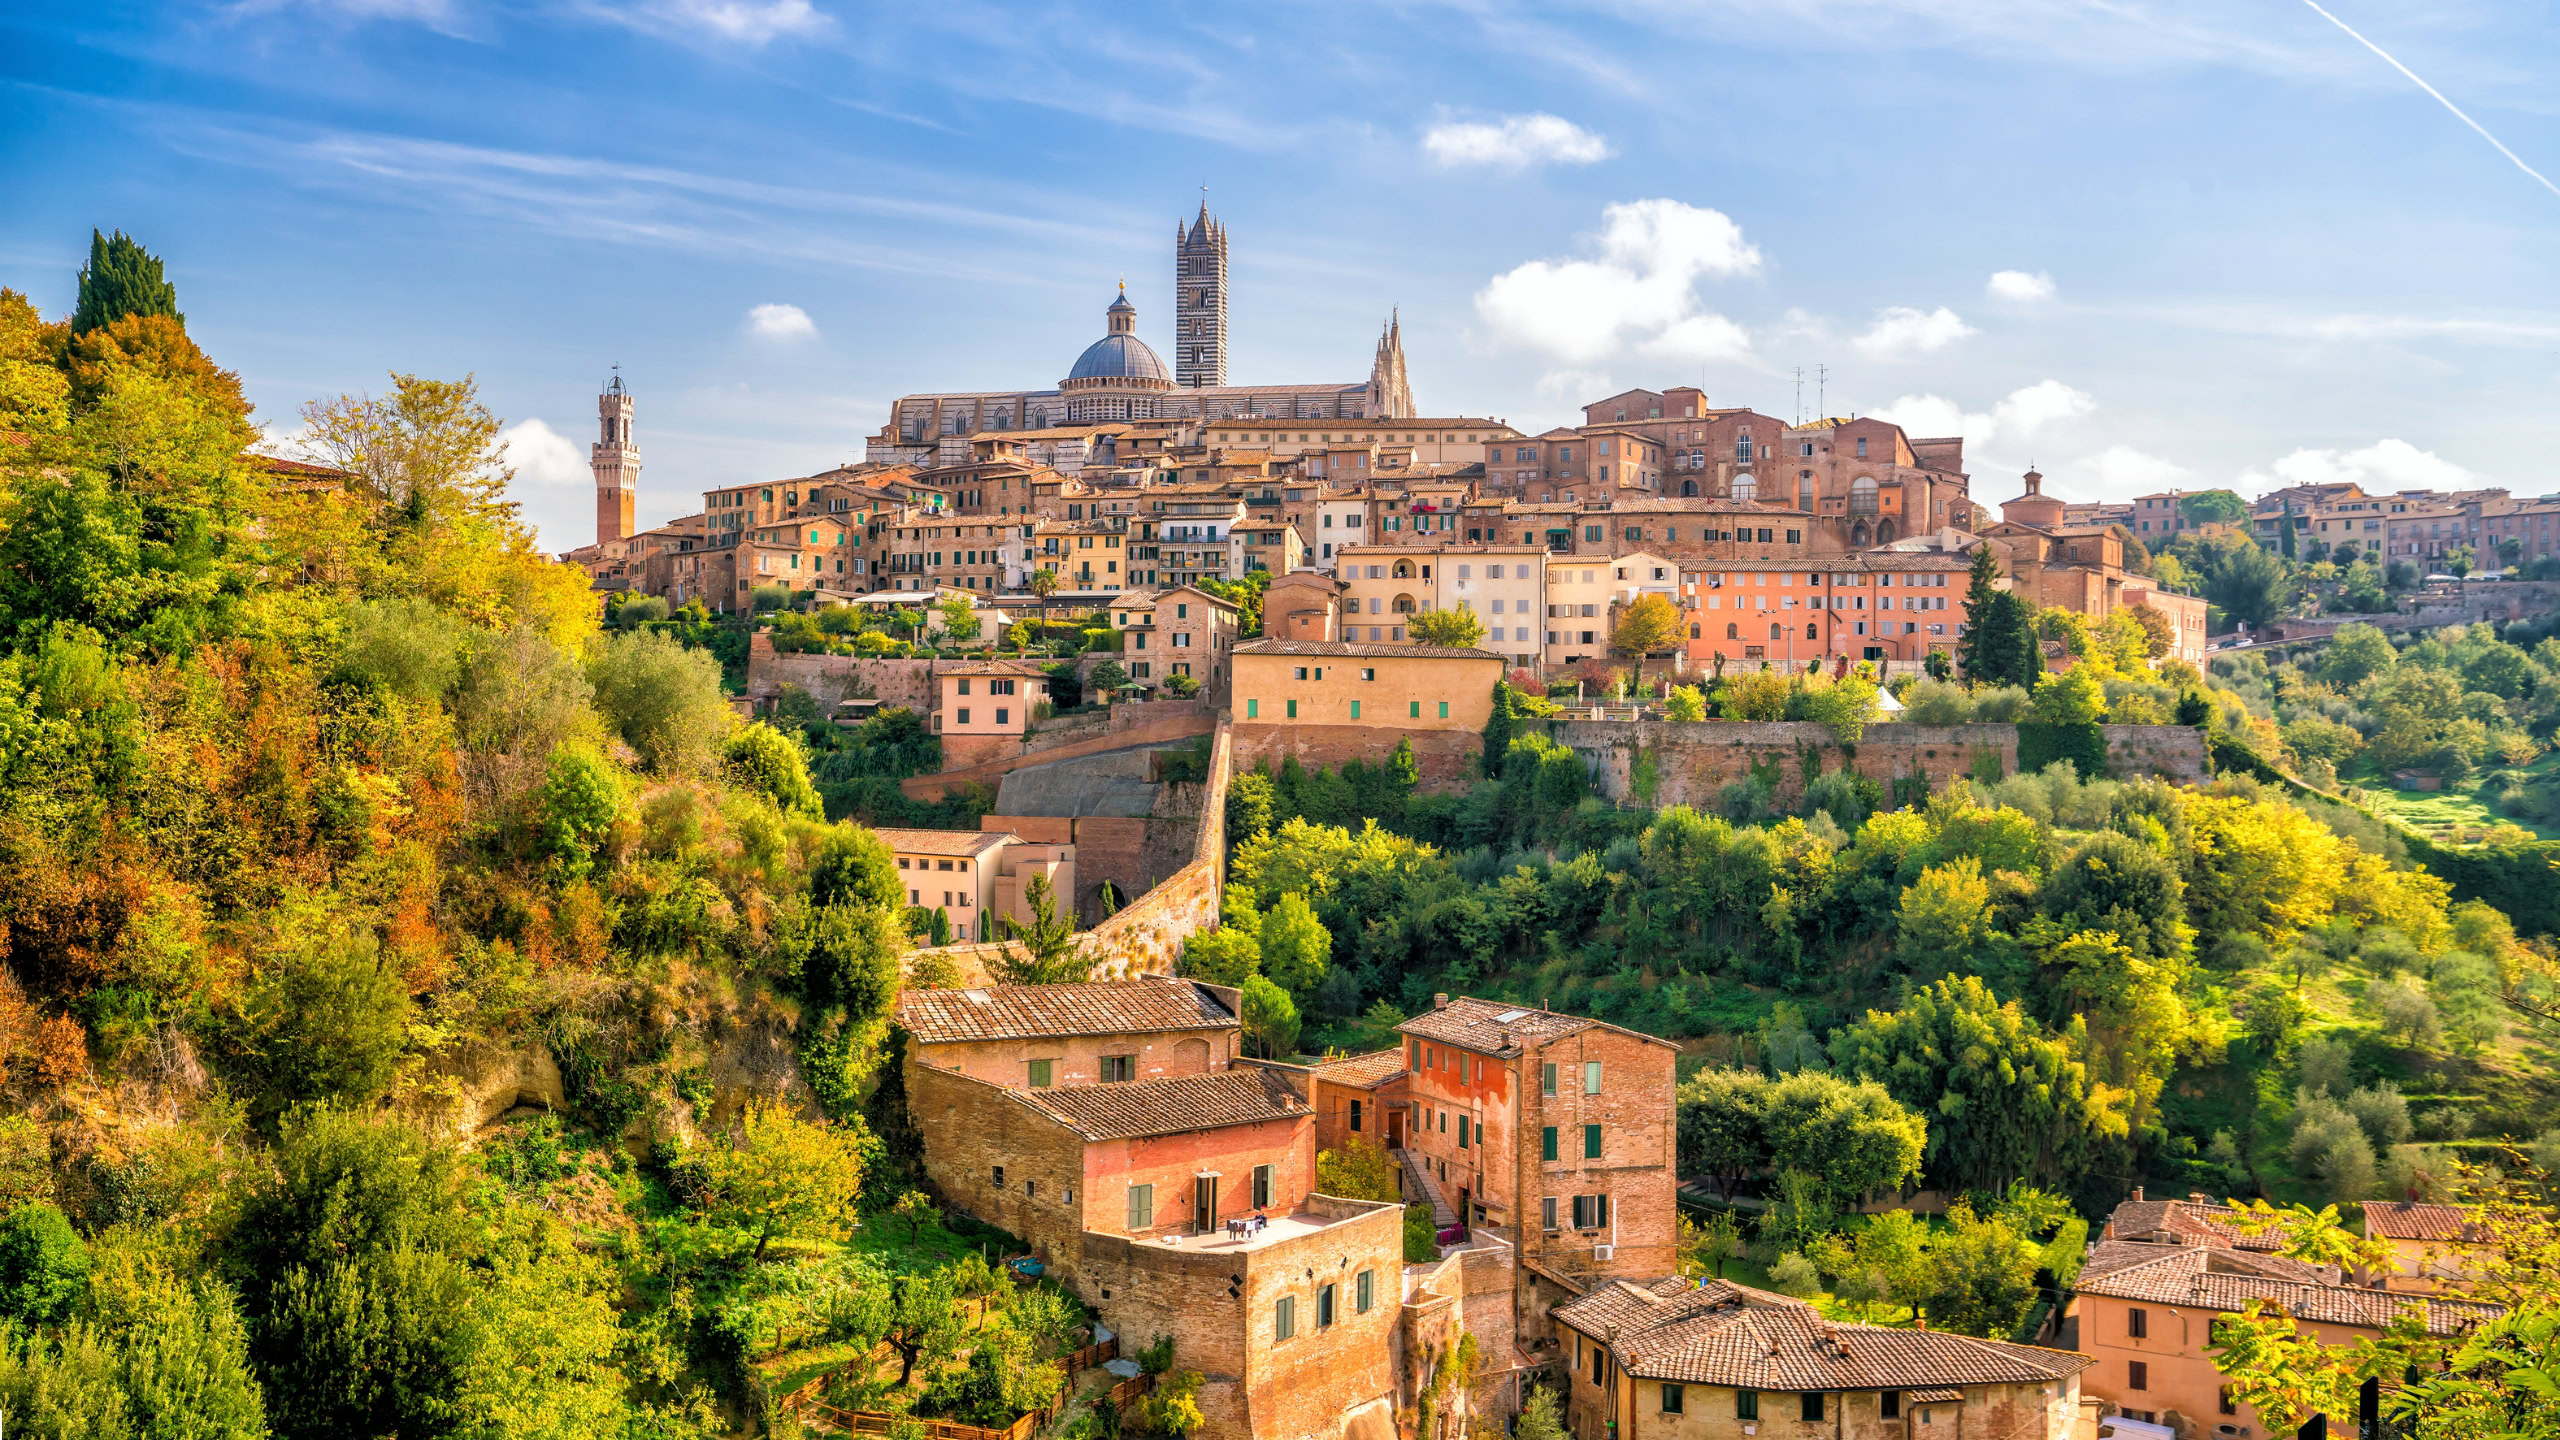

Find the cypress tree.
xmin=71 ymin=229 xmax=181 ymax=336
xmin=1957 ymin=546 xmax=2004 ymax=683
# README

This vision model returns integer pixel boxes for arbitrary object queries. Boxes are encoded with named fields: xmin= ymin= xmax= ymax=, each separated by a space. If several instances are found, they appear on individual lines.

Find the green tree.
xmin=588 ymin=628 xmax=732 ymax=774
xmin=724 ymin=721 xmax=821 ymax=818
xmin=2178 ymin=490 xmax=2249 ymax=527
xmin=2028 ymin=668 xmax=2105 ymax=724
xmin=1924 ymin=1203 xmax=2039 ymax=1339
xmin=2447 ymin=543 xmax=2475 ymax=578
xmin=297 ymin=372 xmax=522 ymax=528
xmin=935 ymin=592 xmax=983 ymax=644
xmin=993 ymin=874 xmax=1090 ymax=984
xmin=0 ymin=1203 xmax=89 ymax=1324
xmin=1315 ymin=1135 xmax=1401 ymax=1202
xmin=880 ymin=1270 xmax=966 ymax=1387
xmin=1830 ymin=976 xmax=2128 ymax=1192
xmin=1675 ymin=1067 xmax=1769 ymax=1200
xmin=1257 ymin=892 xmax=1331 ymax=995
xmin=1029 ymin=566 xmax=1060 ymax=622
xmin=699 ymin=1101 xmax=865 ymax=1261
xmin=236 ymin=920 xmax=412 ymax=1112
xmin=1514 ymin=1386 xmax=1567 ymax=1440
xmin=1896 ymin=859 xmax=1996 ymax=980
xmin=2206 ymin=540 xmax=2293 ymax=630
xmin=72 ymin=229 xmax=181 ymax=336
xmin=1239 ymin=976 xmax=1301 ymax=1059
xmin=809 ymin=824 xmax=906 ymax=910
xmin=534 ymin=740 xmax=626 ymax=875
xmin=1663 ymin=685 xmax=1707 ymax=721
xmin=1407 ymin=607 xmax=1487 ymax=648
xmin=1609 ymin=594 xmax=1684 ymax=657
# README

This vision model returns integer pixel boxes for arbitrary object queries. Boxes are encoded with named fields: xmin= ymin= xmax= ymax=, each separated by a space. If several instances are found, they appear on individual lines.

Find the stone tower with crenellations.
xmin=1175 ymin=199 xmax=1227 ymax=389
xmin=593 ymin=371 xmax=638 ymax=546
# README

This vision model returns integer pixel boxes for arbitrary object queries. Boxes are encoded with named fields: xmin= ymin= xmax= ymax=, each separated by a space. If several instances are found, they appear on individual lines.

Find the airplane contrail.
xmin=2297 ymin=0 xmax=2560 ymax=200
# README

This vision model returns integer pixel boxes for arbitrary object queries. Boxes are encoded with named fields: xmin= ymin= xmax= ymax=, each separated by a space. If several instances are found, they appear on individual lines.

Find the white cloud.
xmin=627 ymin=0 xmax=827 ymax=43
xmin=1642 ymin=314 xmax=1755 ymax=364
xmin=747 ymin=302 xmax=819 ymax=340
xmin=1986 ymin=269 xmax=2055 ymax=302
xmin=1852 ymin=305 xmax=1973 ymax=360
xmin=499 ymin=418 xmax=588 ymax=489
xmin=2072 ymin=445 xmax=2194 ymax=494
xmin=1991 ymin=379 xmax=2095 ymax=438
xmin=1870 ymin=380 xmax=2093 ymax=453
xmin=1537 ymin=369 xmax=1615 ymax=400
xmin=1423 ymin=113 xmax=1613 ymax=170
xmin=2241 ymin=438 xmax=2474 ymax=495
xmin=1476 ymin=199 xmax=1761 ymax=366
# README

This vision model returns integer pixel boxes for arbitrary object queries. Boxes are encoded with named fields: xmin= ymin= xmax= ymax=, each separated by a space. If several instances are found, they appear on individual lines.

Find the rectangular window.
xmin=1542 ymin=1063 xmax=1557 ymax=1095
xmin=1542 ymin=1126 xmax=1558 ymax=1161
xmin=1356 ymin=1268 xmax=1375 ymax=1312
xmin=1457 ymin=1116 xmax=1469 ymax=1150
xmin=1737 ymin=1391 xmax=1759 ymax=1421
xmin=1274 ymin=1295 xmax=1296 ymax=1341
xmin=1253 ymin=1164 xmax=1273 ymax=1208
xmin=1802 ymin=1394 xmax=1826 ymax=1422
xmin=1585 ymin=1061 xmax=1602 ymax=1094
xmin=1584 ymin=1124 xmax=1601 ymax=1159
xmin=1882 ymin=1391 xmax=1901 ymax=1419
xmin=1410 ymin=1039 xmax=1420 ymax=1072
xmin=1662 ymin=1385 xmax=1684 ymax=1415
xmin=993 ymin=1165 xmax=1004 ymax=1186
xmin=1101 ymin=1055 xmax=1135 ymax=1082
xmin=1350 ymin=1100 xmax=1363 ymax=1132
xmin=2128 ymin=1308 xmax=2148 ymax=1339
xmin=1027 ymin=1060 xmax=1053 ymax=1088
xmin=2219 ymin=1388 xmax=2238 ymax=1417
xmin=1317 ymin=1282 xmax=1337 ymax=1328
xmin=1126 ymin=1183 xmax=1153 ymax=1231
xmin=2129 ymin=1361 xmax=2149 ymax=1392
xmin=1542 ymin=1197 xmax=1558 ymax=1231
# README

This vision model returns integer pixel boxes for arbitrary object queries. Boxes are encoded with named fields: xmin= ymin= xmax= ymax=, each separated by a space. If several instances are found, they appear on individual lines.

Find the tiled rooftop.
xmin=872 ymin=828 xmax=1017 ymax=857
xmin=1311 ymin=1049 xmax=1409 ymax=1090
xmin=1234 ymin=639 xmax=1505 ymax=661
xmin=2073 ymin=1242 xmax=2502 ymax=1336
xmin=2363 ymin=1201 xmax=2482 ymax=1243
xmin=1025 ymin=1067 xmax=1307 ymax=1141
xmin=1553 ymin=1277 xmax=2090 ymax=1391
xmin=1397 ymin=996 xmax=1671 ymax=1059
xmin=898 ymin=980 xmax=1237 ymax=1046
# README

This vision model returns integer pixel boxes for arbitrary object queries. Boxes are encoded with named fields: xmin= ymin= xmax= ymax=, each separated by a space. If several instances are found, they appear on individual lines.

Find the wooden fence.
xmin=786 ymin=1337 xmax=1132 ymax=1439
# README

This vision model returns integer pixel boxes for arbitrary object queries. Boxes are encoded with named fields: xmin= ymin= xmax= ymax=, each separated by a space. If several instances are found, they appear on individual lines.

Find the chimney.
xmin=1433 ymin=993 xmax=1450 ymax=1010
xmin=1913 ymin=1319 xmax=1926 ymax=1331
xmin=2131 ymin=1186 xmax=2143 ymax=1203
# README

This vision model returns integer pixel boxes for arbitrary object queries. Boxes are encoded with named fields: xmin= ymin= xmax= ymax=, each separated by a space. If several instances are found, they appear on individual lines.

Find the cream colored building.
xmin=1544 ymin=551 xmax=1677 ymax=668
xmin=877 ymin=829 xmax=1075 ymax=944
xmin=1333 ymin=543 xmax=1545 ymax=667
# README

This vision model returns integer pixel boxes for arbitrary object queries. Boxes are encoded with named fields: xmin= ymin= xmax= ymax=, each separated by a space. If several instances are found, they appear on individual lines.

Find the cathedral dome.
xmin=1068 ymin=332 xmax=1171 ymax=383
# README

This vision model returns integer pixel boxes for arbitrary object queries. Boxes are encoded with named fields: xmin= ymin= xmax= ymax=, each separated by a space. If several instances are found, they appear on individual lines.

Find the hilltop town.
xmin=0 ymin=224 xmax=2554 ymax=1440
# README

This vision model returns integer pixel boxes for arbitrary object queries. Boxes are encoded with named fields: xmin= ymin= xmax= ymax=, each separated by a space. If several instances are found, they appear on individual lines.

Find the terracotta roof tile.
xmin=1234 ymin=639 xmax=1503 ymax=661
xmin=1312 ymin=1049 xmax=1408 ymax=1090
xmin=2073 ymin=1242 xmax=2501 ymax=1336
xmin=1024 ymin=1068 xmax=1307 ymax=1141
xmin=899 ymin=980 xmax=1237 ymax=1046
xmin=1554 ymin=1279 xmax=2090 ymax=1391
xmin=2362 ymin=1202 xmax=2482 ymax=1243
xmin=1397 ymin=998 xmax=1594 ymax=1058
xmin=873 ymin=828 xmax=1017 ymax=857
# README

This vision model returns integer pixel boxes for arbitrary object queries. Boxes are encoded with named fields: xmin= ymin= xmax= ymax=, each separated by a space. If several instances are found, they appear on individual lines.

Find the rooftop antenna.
xmin=1817 ymin=364 xmax=1828 ymax=421
xmin=1792 ymin=366 xmax=1804 ymax=426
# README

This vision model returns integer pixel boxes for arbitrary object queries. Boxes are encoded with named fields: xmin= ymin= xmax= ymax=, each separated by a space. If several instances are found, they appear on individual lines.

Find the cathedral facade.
xmin=868 ymin=203 xmax=1413 ymax=462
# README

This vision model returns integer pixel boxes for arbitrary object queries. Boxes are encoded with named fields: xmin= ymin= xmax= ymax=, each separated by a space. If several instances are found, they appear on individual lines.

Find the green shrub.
xmin=2015 ymin=721 xmax=2107 ymax=780
xmin=1402 ymin=1203 xmax=1439 ymax=1263
xmin=0 ymin=1203 xmax=89 ymax=1323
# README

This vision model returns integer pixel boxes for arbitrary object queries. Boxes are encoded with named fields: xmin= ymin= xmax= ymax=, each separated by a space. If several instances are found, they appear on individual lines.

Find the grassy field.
xmin=2341 ymin=749 xmax=2560 ymax=843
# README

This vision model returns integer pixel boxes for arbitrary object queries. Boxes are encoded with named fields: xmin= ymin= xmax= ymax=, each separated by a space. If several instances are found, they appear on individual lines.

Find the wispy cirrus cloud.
xmin=1423 ymin=113 xmax=1612 ymax=170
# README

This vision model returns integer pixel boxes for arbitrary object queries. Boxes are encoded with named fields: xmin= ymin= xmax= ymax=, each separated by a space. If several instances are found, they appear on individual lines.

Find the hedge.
xmin=2016 ymin=721 xmax=2108 ymax=779
xmin=2399 ymin=829 xmax=2560 ymax=938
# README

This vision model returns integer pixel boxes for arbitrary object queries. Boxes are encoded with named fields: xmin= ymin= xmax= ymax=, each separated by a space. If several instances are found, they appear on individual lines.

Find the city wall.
xmin=1555 ymin=720 xmax=2208 ymax=811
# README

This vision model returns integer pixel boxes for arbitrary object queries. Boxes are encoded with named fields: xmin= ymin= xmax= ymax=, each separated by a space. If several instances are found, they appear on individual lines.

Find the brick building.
xmin=1334 ymin=543 xmax=1546 ymax=662
xmin=1232 ymin=639 xmax=1507 ymax=784
xmin=1108 ymin=585 xmax=1241 ymax=695
xmin=2363 ymin=1201 xmax=2491 ymax=1294
xmin=1554 ymin=1276 xmax=2091 ymax=1440
xmin=1308 ymin=1049 xmax=1411 ymax=1153
xmin=1396 ymin=997 xmax=1681 ymax=1294
xmin=899 ymin=980 xmax=1411 ymax=1440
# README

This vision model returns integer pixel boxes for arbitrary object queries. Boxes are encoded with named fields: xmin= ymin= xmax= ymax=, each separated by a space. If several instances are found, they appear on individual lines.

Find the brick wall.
xmin=1234 ymin=724 xmax=1482 ymax=791
xmin=904 ymin=720 xmax=1230 ymax=987
xmin=1511 ymin=1026 xmax=1680 ymax=1290
xmin=911 ymin=1026 xmax=1238 ymax=1090
xmin=1555 ymin=719 xmax=2207 ymax=811
xmin=906 ymin=1061 xmax=1093 ymax=1270
xmin=1564 ymin=1357 xmax=2077 ymax=1440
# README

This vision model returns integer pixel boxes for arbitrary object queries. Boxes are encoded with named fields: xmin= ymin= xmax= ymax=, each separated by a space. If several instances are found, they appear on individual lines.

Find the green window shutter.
xmin=1585 ymin=1061 xmax=1603 ymax=1094
xmin=1438 ymin=701 xmax=1449 ymax=718
xmin=1027 ymin=1060 xmax=1052 ymax=1088
xmin=1127 ymin=1183 xmax=1153 ymax=1231
xmin=1458 ymin=1116 xmax=1469 ymax=1150
xmin=1247 ymin=699 xmax=1258 ymax=718
xmin=1584 ymin=1123 xmax=1602 ymax=1159
xmin=1542 ymin=1063 xmax=1557 ymax=1095
xmin=1350 ymin=700 xmax=1360 ymax=719
xmin=1542 ymin=1126 xmax=1557 ymax=1161
xmin=1286 ymin=699 xmax=1297 ymax=718
xmin=1409 ymin=700 xmax=1420 ymax=718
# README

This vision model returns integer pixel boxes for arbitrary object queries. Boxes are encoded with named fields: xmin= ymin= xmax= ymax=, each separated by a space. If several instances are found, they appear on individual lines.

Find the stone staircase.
xmin=1396 ymin=1148 xmax=1457 ymax=1230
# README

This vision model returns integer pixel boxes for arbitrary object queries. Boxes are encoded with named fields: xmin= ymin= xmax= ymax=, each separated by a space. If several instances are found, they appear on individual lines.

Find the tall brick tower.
xmin=592 ymin=370 xmax=638 ymax=546
xmin=1174 ymin=197 xmax=1227 ymax=389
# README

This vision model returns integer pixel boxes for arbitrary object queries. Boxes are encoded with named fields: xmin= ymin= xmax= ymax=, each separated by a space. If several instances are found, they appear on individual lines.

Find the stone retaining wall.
xmin=1554 ymin=719 xmax=2208 ymax=811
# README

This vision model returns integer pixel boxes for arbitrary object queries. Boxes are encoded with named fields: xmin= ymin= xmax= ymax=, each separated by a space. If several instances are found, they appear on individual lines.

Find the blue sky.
xmin=6 ymin=0 xmax=2559 ymax=551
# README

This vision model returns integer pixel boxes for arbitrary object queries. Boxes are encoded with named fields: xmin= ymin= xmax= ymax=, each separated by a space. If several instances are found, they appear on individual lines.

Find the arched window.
xmin=1850 ymin=475 xmax=1880 ymax=515
xmin=1392 ymin=594 xmax=1418 ymax=614
xmin=1798 ymin=473 xmax=1816 ymax=510
xmin=1690 ymin=623 xmax=1701 ymax=638
xmin=1735 ymin=429 xmax=1752 ymax=463
xmin=1851 ymin=520 xmax=1871 ymax=547
xmin=1681 ymin=480 xmax=1698 ymax=497
xmin=1806 ymin=622 xmax=1819 ymax=641
xmin=1725 ymin=623 xmax=1738 ymax=640
xmin=1392 ymin=560 xmax=1416 ymax=578
xmin=1732 ymin=474 xmax=1756 ymax=502
xmin=1877 ymin=519 xmax=1898 ymax=544
xmin=1770 ymin=624 xmax=1783 ymax=640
